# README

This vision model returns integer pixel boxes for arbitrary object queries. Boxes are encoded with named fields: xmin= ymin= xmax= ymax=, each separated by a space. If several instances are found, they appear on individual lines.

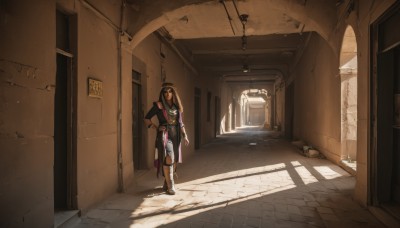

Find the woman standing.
xmin=144 ymin=82 xmax=189 ymax=195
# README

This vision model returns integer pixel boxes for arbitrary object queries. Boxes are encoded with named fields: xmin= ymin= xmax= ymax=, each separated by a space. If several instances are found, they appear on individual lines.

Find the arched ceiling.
xmin=126 ymin=0 xmax=339 ymax=84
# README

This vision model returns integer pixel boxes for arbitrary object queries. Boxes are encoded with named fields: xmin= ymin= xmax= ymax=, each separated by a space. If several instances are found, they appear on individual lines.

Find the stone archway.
xmin=237 ymin=88 xmax=271 ymax=128
xmin=126 ymin=0 xmax=337 ymax=51
xmin=339 ymin=25 xmax=358 ymax=173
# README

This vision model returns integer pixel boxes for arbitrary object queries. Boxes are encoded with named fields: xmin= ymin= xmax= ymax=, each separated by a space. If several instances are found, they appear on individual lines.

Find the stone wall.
xmin=291 ymin=0 xmax=397 ymax=206
xmin=0 ymin=1 xmax=56 ymax=227
xmin=74 ymin=1 xmax=120 ymax=212
xmin=292 ymin=32 xmax=342 ymax=163
xmin=195 ymin=73 xmax=221 ymax=145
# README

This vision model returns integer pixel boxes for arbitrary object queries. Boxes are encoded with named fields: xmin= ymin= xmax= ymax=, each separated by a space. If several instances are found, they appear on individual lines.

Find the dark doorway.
xmin=393 ymin=46 xmax=400 ymax=208
xmin=54 ymin=53 xmax=69 ymax=210
xmin=54 ymin=9 xmax=76 ymax=210
xmin=194 ymin=87 xmax=201 ymax=149
xmin=132 ymin=71 xmax=143 ymax=170
xmin=215 ymin=96 xmax=220 ymax=137
xmin=371 ymin=2 xmax=400 ymax=219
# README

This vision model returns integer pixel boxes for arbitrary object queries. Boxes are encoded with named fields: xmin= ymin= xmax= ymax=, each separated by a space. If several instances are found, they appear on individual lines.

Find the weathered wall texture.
xmin=75 ymin=1 xmax=120 ymax=211
xmin=195 ymin=73 xmax=220 ymax=144
xmin=341 ymin=73 xmax=357 ymax=160
xmin=0 ymin=1 xmax=56 ymax=227
xmin=340 ymin=26 xmax=358 ymax=161
xmin=292 ymin=32 xmax=341 ymax=162
xmin=0 ymin=0 xmax=135 ymax=225
xmin=121 ymin=41 xmax=134 ymax=191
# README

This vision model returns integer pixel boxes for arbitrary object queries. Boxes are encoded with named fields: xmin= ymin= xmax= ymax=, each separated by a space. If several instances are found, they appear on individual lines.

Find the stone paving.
xmin=74 ymin=127 xmax=385 ymax=228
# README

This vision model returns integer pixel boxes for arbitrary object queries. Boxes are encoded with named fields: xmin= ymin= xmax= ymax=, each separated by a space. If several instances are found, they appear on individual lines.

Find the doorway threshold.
xmin=381 ymin=203 xmax=400 ymax=221
xmin=339 ymin=159 xmax=357 ymax=176
xmin=134 ymin=169 xmax=149 ymax=179
xmin=369 ymin=205 xmax=400 ymax=228
xmin=54 ymin=209 xmax=80 ymax=228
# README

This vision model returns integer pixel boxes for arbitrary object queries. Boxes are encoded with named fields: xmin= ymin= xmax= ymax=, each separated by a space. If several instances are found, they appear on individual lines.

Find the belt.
xmin=158 ymin=124 xmax=178 ymax=131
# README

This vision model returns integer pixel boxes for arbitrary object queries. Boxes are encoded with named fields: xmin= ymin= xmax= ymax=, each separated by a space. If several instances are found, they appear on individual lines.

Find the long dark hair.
xmin=158 ymin=82 xmax=184 ymax=112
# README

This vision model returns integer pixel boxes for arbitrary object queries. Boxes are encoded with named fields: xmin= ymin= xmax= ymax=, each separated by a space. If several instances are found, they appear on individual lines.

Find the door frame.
xmin=132 ymin=70 xmax=143 ymax=170
xmin=194 ymin=87 xmax=201 ymax=149
xmin=55 ymin=9 xmax=77 ymax=210
xmin=370 ymin=1 xmax=400 ymax=207
xmin=215 ymin=96 xmax=220 ymax=137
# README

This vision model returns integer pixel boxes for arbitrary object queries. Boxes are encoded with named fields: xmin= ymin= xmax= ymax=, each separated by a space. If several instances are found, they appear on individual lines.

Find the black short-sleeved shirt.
xmin=145 ymin=102 xmax=169 ymax=126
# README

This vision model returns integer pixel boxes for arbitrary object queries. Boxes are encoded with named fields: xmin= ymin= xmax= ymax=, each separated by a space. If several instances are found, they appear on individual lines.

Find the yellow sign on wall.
xmin=88 ymin=78 xmax=103 ymax=98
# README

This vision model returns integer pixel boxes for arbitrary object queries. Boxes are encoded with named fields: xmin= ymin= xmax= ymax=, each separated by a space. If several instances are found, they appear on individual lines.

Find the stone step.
xmin=369 ymin=206 xmax=400 ymax=228
xmin=54 ymin=210 xmax=81 ymax=228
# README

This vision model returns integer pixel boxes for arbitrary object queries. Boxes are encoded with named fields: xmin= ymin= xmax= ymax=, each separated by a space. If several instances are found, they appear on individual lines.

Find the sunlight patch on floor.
xmin=290 ymin=161 xmax=302 ymax=166
xmin=313 ymin=166 xmax=345 ymax=179
xmin=295 ymin=166 xmax=319 ymax=184
xmin=128 ymin=161 xmax=351 ymax=227
xmin=179 ymin=163 xmax=287 ymax=186
xmin=341 ymin=159 xmax=357 ymax=171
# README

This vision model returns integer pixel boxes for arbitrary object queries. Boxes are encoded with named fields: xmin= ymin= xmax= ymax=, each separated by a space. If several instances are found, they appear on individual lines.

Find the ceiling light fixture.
xmin=239 ymin=14 xmax=248 ymax=50
xmin=239 ymin=14 xmax=248 ymax=24
xmin=242 ymin=35 xmax=247 ymax=50
xmin=242 ymin=64 xmax=249 ymax=73
xmin=232 ymin=0 xmax=249 ymax=51
xmin=220 ymin=0 xmax=250 ymax=50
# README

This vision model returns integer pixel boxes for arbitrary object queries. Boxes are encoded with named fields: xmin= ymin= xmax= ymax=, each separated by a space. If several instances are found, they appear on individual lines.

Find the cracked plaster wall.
xmin=0 ymin=0 xmax=131 ymax=226
xmin=0 ymin=1 xmax=56 ymax=227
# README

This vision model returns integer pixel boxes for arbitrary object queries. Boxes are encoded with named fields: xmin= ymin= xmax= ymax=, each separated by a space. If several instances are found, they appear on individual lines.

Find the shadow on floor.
xmin=74 ymin=126 xmax=384 ymax=228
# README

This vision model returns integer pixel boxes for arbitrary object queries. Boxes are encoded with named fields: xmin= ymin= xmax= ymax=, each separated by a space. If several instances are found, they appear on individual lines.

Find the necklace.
xmin=162 ymin=96 xmax=178 ymax=120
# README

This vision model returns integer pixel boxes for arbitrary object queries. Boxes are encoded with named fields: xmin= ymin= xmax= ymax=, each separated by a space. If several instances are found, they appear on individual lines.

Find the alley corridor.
xmin=73 ymin=127 xmax=383 ymax=228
